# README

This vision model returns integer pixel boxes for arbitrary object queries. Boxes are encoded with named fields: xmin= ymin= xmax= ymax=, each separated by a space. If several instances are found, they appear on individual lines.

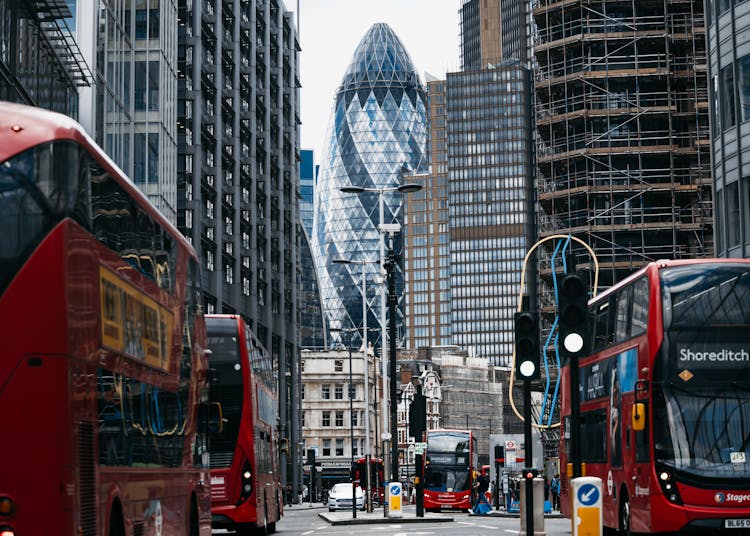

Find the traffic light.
xmin=409 ymin=387 xmax=427 ymax=439
xmin=494 ymin=445 xmax=505 ymax=467
xmin=279 ymin=438 xmax=289 ymax=455
xmin=556 ymin=271 xmax=590 ymax=360
xmin=515 ymin=311 xmax=540 ymax=380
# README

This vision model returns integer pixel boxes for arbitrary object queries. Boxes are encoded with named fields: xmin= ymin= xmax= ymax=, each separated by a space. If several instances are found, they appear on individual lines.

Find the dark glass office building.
xmin=446 ymin=62 xmax=534 ymax=365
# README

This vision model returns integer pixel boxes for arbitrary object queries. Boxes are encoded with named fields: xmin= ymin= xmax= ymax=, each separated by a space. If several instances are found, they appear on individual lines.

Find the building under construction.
xmin=533 ymin=0 xmax=714 ymax=291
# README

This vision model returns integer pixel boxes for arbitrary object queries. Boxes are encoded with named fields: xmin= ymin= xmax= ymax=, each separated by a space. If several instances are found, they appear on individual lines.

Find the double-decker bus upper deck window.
xmin=592 ymin=277 xmax=649 ymax=354
xmin=90 ymin=160 xmax=175 ymax=293
xmin=655 ymin=264 xmax=750 ymax=482
xmin=0 ymin=141 xmax=90 ymax=294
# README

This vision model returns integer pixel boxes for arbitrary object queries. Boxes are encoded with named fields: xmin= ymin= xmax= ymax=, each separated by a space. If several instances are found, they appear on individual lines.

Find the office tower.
xmin=446 ymin=63 xmax=534 ymax=365
xmin=403 ymin=78 xmax=452 ymax=349
xmin=82 ymin=0 xmax=179 ymax=223
xmin=299 ymin=222 xmax=326 ymax=349
xmin=0 ymin=0 xmax=90 ymax=116
xmin=534 ymin=0 xmax=713 ymax=288
xmin=460 ymin=0 xmax=502 ymax=70
xmin=706 ymin=1 xmax=750 ymax=257
xmin=176 ymin=0 xmax=301 ymax=494
xmin=300 ymin=149 xmax=316 ymax=237
xmin=312 ymin=23 xmax=428 ymax=350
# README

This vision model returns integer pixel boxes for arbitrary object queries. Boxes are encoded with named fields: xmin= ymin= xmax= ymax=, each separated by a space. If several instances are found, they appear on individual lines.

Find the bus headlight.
xmin=656 ymin=467 xmax=682 ymax=505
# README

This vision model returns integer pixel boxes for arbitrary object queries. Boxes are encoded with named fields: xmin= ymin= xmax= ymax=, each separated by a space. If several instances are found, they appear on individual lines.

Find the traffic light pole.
xmin=523 ymin=377 xmax=534 ymax=536
xmin=570 ymin=353 xmax=582 ymax=478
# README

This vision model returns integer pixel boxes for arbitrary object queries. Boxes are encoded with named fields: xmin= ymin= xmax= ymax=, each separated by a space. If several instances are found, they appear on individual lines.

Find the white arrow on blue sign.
xmin=577 ymin=483 xmax=600 ymax=506
xmin=390 ymin=484 xmax=401 ymax=496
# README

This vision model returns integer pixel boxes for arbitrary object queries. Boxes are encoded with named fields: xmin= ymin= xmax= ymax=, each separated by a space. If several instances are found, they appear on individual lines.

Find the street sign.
xmin=414 ymin=442 xmax=427 ymax=454
xmin=572 ymin=477 xmax=603 ymax=536
xmin=577 ymin=484 xmax=600 ymax=506
xmin=386 ymin=481 xmax=403 ymax=518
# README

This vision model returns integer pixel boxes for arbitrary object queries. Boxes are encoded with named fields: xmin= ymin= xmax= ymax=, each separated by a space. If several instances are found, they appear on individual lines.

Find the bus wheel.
xmin=108 ymin=502 xmax=125 ymax=536
xmin=618 ymin=492 xmax=631 ymax=536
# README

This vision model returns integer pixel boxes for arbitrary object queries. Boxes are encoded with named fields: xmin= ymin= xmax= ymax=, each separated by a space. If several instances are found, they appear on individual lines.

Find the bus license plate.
xmin=726 ymin=519 xmax=750 ymax=528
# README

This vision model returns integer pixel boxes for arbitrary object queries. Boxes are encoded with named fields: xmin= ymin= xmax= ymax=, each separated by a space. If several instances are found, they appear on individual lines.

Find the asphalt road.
xmin=246 ymin=503 xmax=575 ymax=536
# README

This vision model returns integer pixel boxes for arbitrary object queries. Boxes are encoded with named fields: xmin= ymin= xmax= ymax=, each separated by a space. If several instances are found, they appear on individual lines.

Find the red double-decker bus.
xmin=206 ymin=314 xmax=282 ymax=533
xmin=559 ymin=258 xmax=750 ymax=533
xmin=0 ymin=102 xmax=212 ymax=535
xmin=353 ymin=456 xmax=384 ymax=505
xmin=424 ymin=429 xmax=477 ymax=511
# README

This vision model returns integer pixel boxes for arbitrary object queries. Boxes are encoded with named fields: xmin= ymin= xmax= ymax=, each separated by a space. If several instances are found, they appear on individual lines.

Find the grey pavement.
xmin=315 ymin=504 xmax=566 ymax=525
xmin=318 ymin=505 xmax=454 ymax=525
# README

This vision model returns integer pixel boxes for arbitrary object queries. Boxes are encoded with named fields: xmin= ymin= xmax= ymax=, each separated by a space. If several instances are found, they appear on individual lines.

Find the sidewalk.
xmin=318 ymin=505 xmax=454 ymax=525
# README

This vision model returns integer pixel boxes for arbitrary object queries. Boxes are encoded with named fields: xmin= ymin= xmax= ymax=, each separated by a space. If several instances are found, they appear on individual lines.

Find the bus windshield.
xmin=655 ymin=264 xmax=750 ymax=480
xmin=424 ymin=465 xmax=471 ymax=492
xmin=207 ymin=318 xmax=244 ymax=468
xmin=0 ymin=141 xmax=88 ymax=294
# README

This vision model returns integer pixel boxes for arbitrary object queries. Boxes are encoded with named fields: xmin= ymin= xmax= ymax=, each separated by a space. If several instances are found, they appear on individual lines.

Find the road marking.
xmin=458 ymin=521 xmax=495 ymax=530
xmin=301 ymin=532 xmax=314 ymax=535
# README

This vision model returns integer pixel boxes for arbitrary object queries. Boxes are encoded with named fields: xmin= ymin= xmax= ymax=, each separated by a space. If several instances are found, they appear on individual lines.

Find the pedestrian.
xmin=472 ymin=472 xmax=491 ymax=514
xmin=551 ymin=473 xmax=560 ymax=510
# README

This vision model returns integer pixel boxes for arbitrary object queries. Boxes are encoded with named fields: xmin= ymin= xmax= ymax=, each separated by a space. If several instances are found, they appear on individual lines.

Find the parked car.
xmin=327 ymin=483 xmax=365 ymax=511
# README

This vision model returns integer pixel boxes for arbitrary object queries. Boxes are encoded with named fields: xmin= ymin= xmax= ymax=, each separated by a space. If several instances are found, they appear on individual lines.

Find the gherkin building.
xmin=312 ymin=23 xmax=428 ymax=350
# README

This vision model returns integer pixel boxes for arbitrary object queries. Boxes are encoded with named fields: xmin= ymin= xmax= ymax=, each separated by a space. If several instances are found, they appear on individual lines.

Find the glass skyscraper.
xmin=313 ymin=23 xmax=428 ymax=349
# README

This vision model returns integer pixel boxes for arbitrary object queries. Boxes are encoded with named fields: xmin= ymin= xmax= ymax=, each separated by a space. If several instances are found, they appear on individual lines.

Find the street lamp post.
xmin=330 ymin=327 xmax=359 ymax=519
xmin=332 ymin=257 xmax=374 ymax=511
xmin=340 ymin=180 xmax=421 ymax=486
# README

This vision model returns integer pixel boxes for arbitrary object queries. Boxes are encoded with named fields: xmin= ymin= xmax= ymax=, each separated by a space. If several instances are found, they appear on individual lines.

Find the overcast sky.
xmin=287 ymin=0 xmax=461 ymax=160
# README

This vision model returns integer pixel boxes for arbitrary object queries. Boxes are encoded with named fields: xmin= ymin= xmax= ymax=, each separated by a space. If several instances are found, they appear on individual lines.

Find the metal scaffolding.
xmin=533 ymin=0 xmax=714 ymax=295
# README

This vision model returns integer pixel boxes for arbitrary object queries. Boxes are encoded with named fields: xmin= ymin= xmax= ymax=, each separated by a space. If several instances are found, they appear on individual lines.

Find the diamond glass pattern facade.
xmin=313 ymin=23 xmax=428 ymax=349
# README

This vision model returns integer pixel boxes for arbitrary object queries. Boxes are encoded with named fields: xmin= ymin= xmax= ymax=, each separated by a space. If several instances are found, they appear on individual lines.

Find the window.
xmin=322 ymin=384 xmax=330 ymax=399
xmin=336 ymin=439 xmax=344 ymax=456
xmin=334 ymin=360 xmax=343 ymax=372
xmin=593 ymin=299 xmax=615 ymax=352
xmin=630 ymin=278 xmax=649 ymax=337
xmin=301 ymin=411 xmax=305 ymax=428
xmin=334 ymin=384 xmax=343 ymax=400
xmin=722 ymin=63 xmax=736 ymax=129
xmin=322 ymin=411 xmax=330 ymax=427
xmin=335 ymin=411 xmax=344 ymax=427
xmin=581 ymin=409 xmax=607 ymax=462
xmin=727 ymin=181 xmax=741 ymax=248
xmin=323 ymin=439 xmax=331 ymax=456
xmin=301 ymin=385 xmax=305 ymax=400
xmin=352 ymin=411 xmax=359 ymax=427
xmin=738 ymin=55 xmax=750 ymax=122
